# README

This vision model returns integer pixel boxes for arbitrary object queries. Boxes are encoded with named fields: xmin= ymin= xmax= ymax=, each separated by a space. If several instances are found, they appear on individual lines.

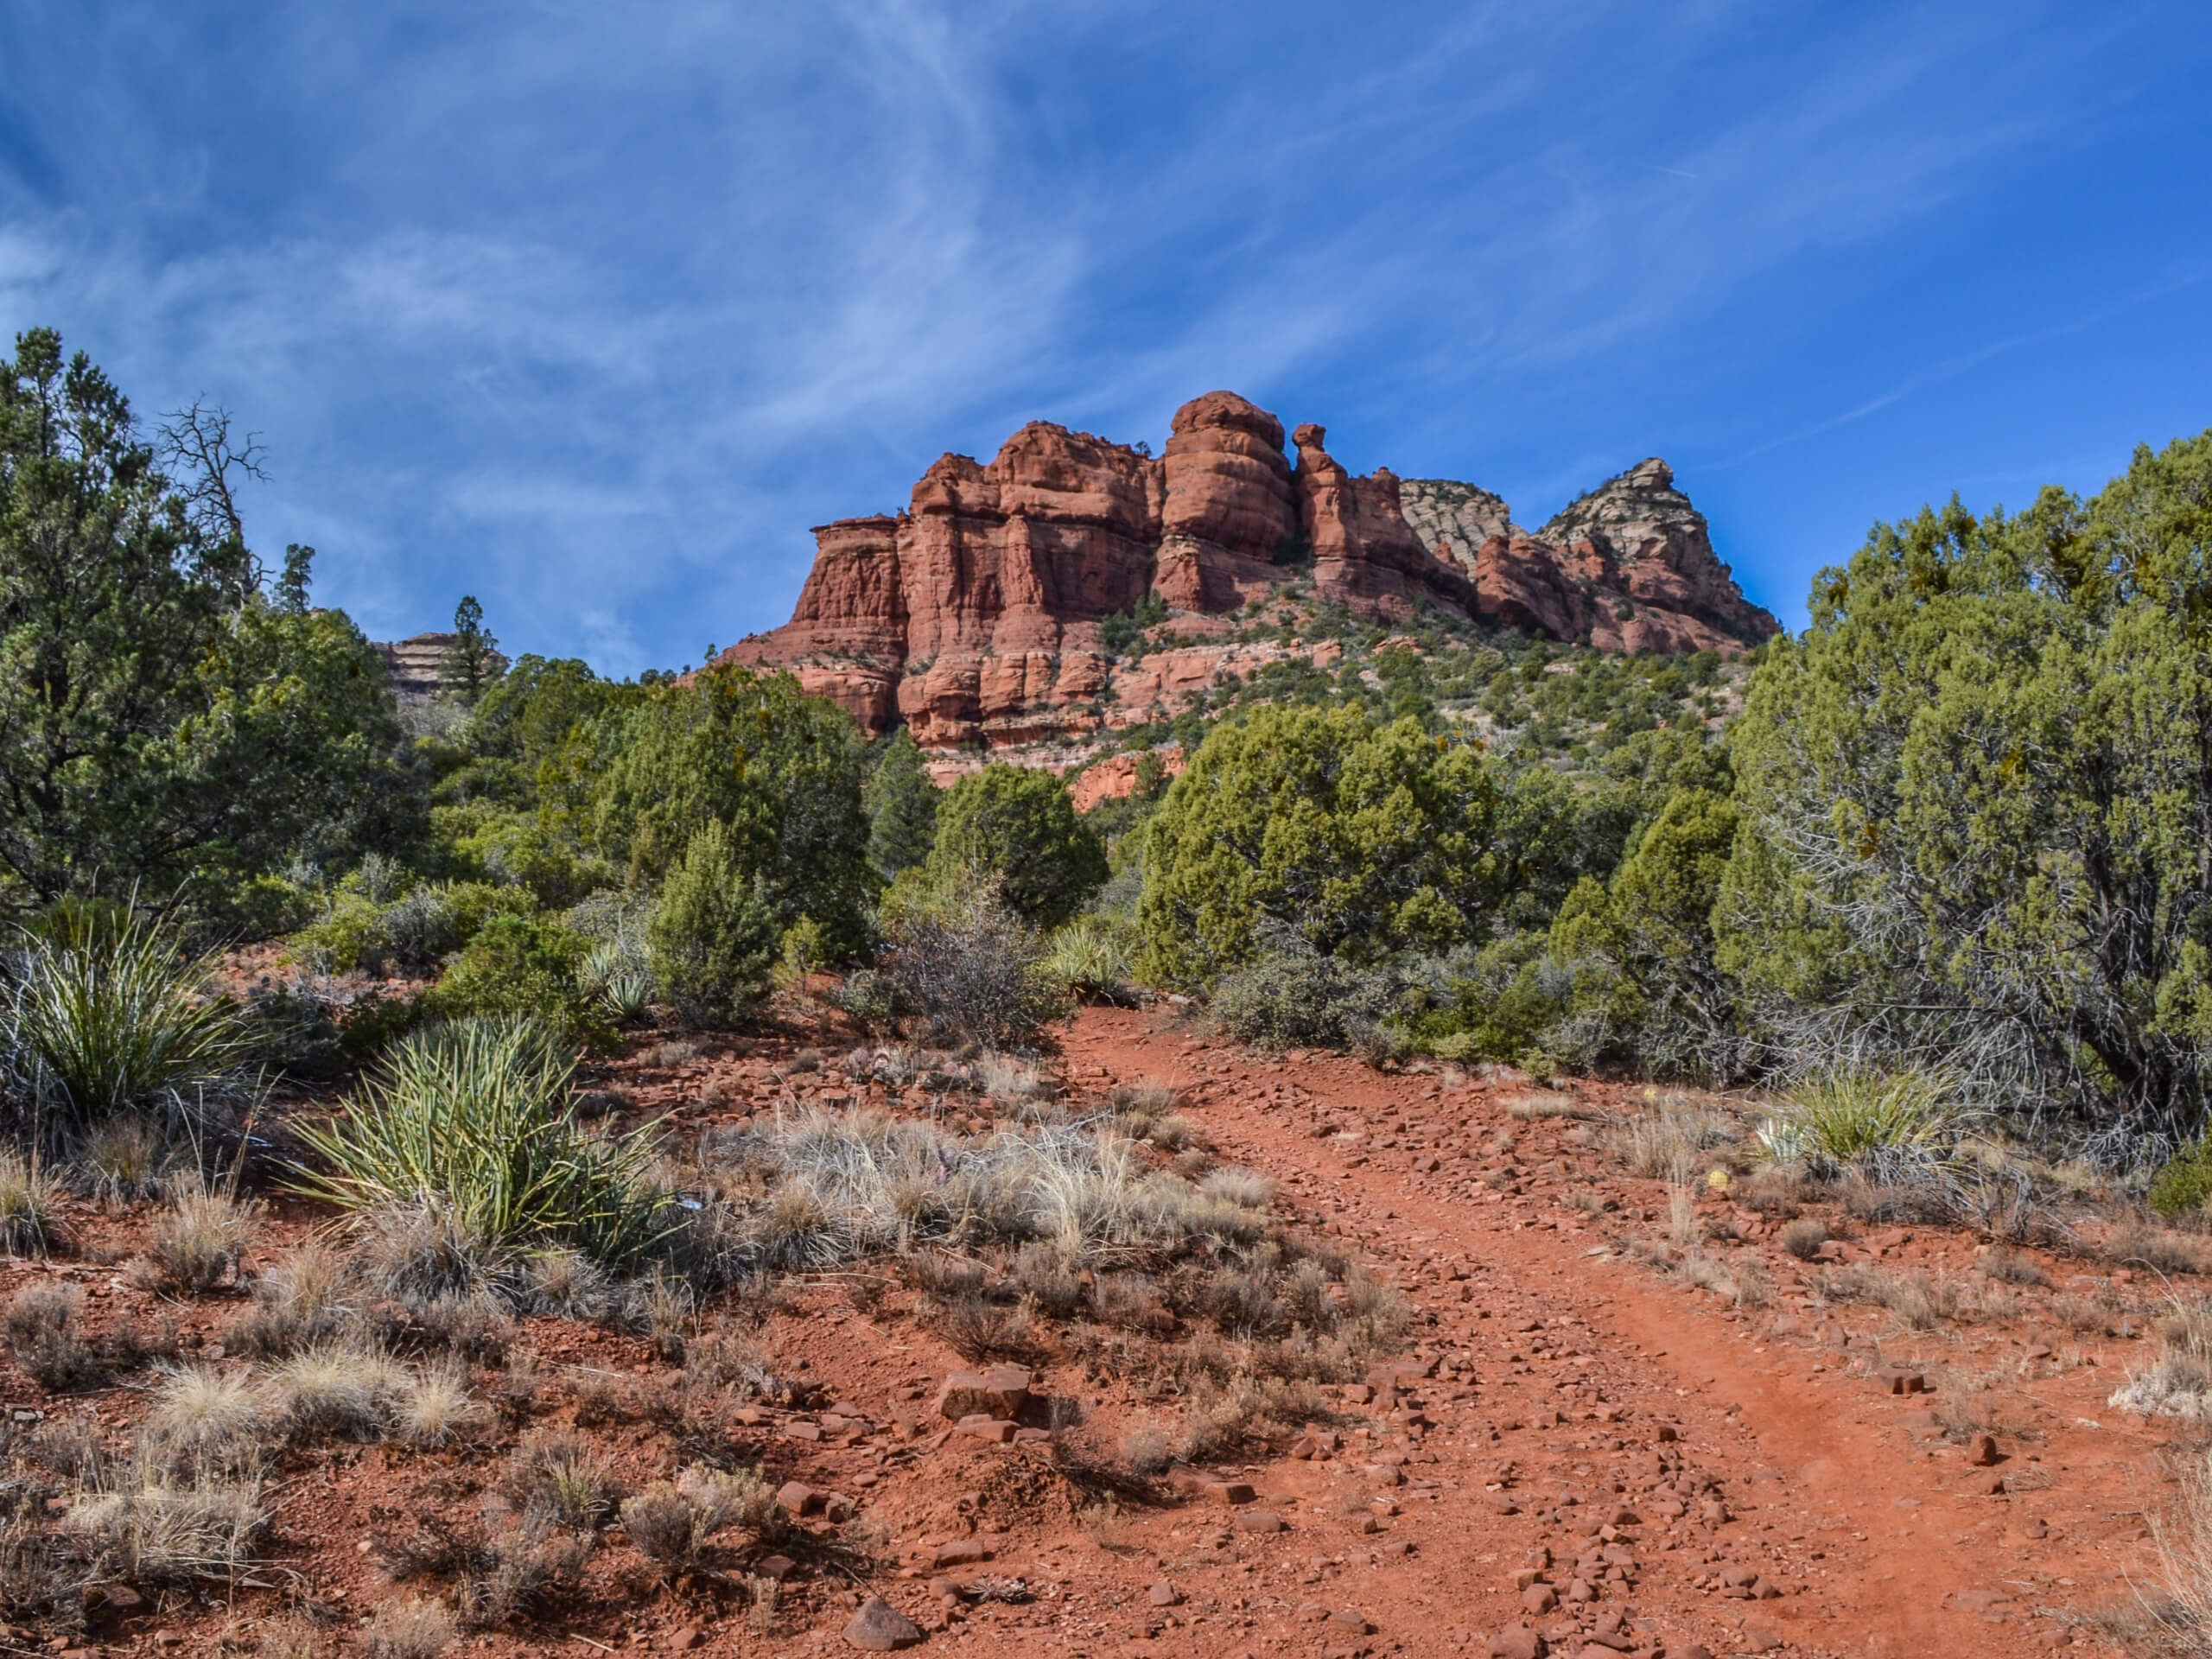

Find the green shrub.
xmin=862 ymin=728 xmax=938 ymax=880
xmin=3 ymin=901 xmax=247 ymax=1128
xmin=926 ymin=765 xmax=1107 ymax=931
xmin=286 ymin=1017 xmax=671 ymax=1269
xmin=647 ymin=823 xmax=782 ymax=1027
xmin=2151 ymin=1143 xmax=2212 ymax=1218
xmin=1209 ymin=949 xmax=1402 ymax=1052
xmin=425 ymin=912 xmax=609 ymax=1051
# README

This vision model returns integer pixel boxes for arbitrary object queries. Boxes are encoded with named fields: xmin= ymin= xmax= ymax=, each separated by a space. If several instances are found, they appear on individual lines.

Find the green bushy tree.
xmin=1137 ymin=705 xmax=1507 ymax=986
xmin=863 ymin=728 xmax=938 ymax=880
xmin=925 ymin=763 xmax=1105 ymax=931
xmin=647 ymin=820 xmax=782 ymax=1027
xmin=1720 ymin=429 xmax=2212 ymax=1143
xmin=0 ymin=327 xmax=413 ymax=918
xmin=592 ymin=664 xmax=874 ymax=957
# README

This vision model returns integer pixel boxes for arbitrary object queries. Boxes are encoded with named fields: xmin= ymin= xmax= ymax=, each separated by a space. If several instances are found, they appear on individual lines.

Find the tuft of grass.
xmin=1041 ymin=918 xmax=1133 ymax=1004
xmin=1120 ymin=1419 xmax=1173 ymax=1476
xmin=1979 ymin=1245 xmax=2049 ymax=1287
xmin=264 ymin=1342 xmax=403 ymax=1441
xmin=287 ymin=1017 xmax=672 ymax=1270
xmin=77 ymin=1112 xmax=171 ymax=1204
xmin=394 ymin=1361 xmax=488 ymax=1448
xmin=146 ymin=1364 xmax=264 ymax=1477
xmin=140 ymin=1173 xmax=255 ymax=1294
xmin=2113 ymin=1221 xmax=2212 ymax=1278
xmin=1779 ymin=1217 xmax=1829 ymax=1260
xmin=65 ymin=1473 xmax=265 ymax=1584
xmin=3 ymin=901 xmax=247 ymax=1127
xmin=1767 ymin=1067 xmax=1955 ymax=1170
xmin=0 ymin=1152 xmax=65 ymax=1256
xmin=3 ymin=1282 xmax=134 ymax=1391
xmin=504 ymin=1433 xmax=617 ymax=1530
xmin=227 ymin=1236 xmax=354 ymax=1359
xmin=365 ymin=1598 xmax=457 ymax=1659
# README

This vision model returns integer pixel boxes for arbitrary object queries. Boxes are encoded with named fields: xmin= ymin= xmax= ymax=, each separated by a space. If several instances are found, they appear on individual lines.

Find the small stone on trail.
xmin=843 ymin=1595 xmax=925 ymax=1651
xmin=1328 ymin=1610 xmax=1375 ymax=1634
xmin=1968 ymin=1432 xmax=2005 ymax=1465
xmin=1232 ymin=1511 xmax=1287 ymax=1534
xmin=665 ymin=1627 xmax=704 ymax=1651
xmin=1148 ymin=1581 xmax=1181 ymax=1606
xmin=1487 ymin=1626 xmax=1547 ymax=1658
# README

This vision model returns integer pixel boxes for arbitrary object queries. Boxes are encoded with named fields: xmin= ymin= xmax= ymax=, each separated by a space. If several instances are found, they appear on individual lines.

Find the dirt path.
xmin=1059 ymin=1007 xmax=2172 ymax=1659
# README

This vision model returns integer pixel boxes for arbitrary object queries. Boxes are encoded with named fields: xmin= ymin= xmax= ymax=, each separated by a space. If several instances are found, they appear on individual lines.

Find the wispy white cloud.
xmin=0 ymin=0 xmax=2202 ymax=665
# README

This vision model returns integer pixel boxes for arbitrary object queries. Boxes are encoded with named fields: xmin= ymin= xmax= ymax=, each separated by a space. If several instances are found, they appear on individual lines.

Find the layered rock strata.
xmin=728 ymin=392 xmax=1774 ymax=746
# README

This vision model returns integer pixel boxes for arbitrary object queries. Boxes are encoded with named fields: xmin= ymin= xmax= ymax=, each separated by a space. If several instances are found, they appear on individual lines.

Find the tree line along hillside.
xmin=7 ymin=325 xmax=2212 ymax=1198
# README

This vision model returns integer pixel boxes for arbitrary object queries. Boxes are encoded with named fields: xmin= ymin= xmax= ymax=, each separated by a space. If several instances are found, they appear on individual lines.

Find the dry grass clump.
xmin=619 ymin=1464 xmax=776 ymax=1577
xmin=264 ymin=1342 xmax=405 ymax=1441
xmin=76 ymin=1113 xmax=169 ymax=1205
xmin=1173 ymin=1372 xmax=1333 ymax=1464
xmin=2 ymin=1284 xmax=143 ymax=1392
xmin=65 ymin=1475 xmax=265 ymax=1584
xmin=1611 ymin=1100 xmax=1733 ymax=1181
xmin=1979 ymin=1245 xmax=2049 ymax=1287
xmin=394 ymin=1362 xmax=490 ymax=1448
xmin=1120 ymin=1418 xmax=1173 ymax=1475
xmin=137 ymin=1174 xmax=256 ymax=1294
xmin=2147 ymin=1445 xmax=2212 ymax=1652
xmin=1503 ymin=1090 xmax=1592 ymax=1122
xmin=145 ymin=1365 xmax=263 ymax=1478
xmin=2113 ymin=1220 xmax=2212 ymax=1278
xmin=0 ymin=1153 xmax=65 ymax=1256
xmin=1779 ymin=1217 xmax=1829 ymax=1260
xmin=2113 ymin=1300 xmax=2212 ymax=1423
xmin=226 ymin=1236 xmax=355 ymax=1359
xmin=504 ymin=1433 xmax=618 ymax=1530
xmin=364 ymin=1597 xmax=457 ymax=1659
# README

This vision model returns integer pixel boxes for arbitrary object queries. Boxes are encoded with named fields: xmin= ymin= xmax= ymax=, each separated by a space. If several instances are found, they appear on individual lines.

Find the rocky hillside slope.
xmin=728 ymin=391 xmax=1777 ymax=750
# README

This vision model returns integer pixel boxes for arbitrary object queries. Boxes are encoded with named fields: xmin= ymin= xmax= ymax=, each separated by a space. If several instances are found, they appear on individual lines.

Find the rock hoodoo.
xmin=727 ymin=391 xmax=1776 ymax=747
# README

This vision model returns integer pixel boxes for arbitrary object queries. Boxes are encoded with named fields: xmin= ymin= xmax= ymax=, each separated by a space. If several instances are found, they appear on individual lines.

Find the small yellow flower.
xmin=1706 ymin=1166 xmax=1731 ymax=1192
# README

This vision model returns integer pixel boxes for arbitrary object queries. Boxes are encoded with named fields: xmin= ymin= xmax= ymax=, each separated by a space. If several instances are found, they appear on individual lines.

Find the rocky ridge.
xmin=728 ymin=391 xmax=1777 ymax=749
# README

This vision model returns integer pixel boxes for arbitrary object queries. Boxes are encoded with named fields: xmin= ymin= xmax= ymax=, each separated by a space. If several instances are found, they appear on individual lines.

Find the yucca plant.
xmin=1771 ymin=1066 xmax=1955 ymax=1171
xmin=580 ymin=939 xmax=654 ymax=1024
xmin=286 ymin=1017 xmax=671 ymax=1269
xmin=3 ymin=901 xmax=246 ymax=1129
xmin=1043 ymin=917 xmax=1134 ymax=1005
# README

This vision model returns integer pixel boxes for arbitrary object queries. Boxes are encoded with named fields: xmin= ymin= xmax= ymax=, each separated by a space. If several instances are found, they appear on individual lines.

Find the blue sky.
xmin=3 ymin=2 xmax=2209 ymax=674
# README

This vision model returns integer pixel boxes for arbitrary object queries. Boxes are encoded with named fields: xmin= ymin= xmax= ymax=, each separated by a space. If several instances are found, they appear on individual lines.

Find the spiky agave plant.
xmin=3 ymin=899 xmax=247 ymax=1131
xmin=1773 ymin=1066 xmax=1957 ymax=1172
xmin=287 ymin=1016 xmax=672 ymax=1270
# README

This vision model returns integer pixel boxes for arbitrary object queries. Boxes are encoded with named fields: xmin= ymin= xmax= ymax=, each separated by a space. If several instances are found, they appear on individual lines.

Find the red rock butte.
xmin=726 ymin=391 xmax=1777 ymax=748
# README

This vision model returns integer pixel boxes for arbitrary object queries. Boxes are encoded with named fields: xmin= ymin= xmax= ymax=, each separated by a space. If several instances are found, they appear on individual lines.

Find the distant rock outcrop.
xmin=728 ymin=391 xmax=1776 ymax=747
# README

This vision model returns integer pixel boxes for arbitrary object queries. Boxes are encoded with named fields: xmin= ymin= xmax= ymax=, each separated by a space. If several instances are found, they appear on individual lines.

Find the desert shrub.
xmin=0 ymin=1152 xmax=63 ymax=1255
xmin=287 ymin=1017 xmax=671 ymax=1270
xmin=424 ymin=912 xmax=610 ymax=1052
xmin=1139 ymin=703 xmax=1509 ymax=986
xmin=882 ymin=882 xmax=1065 ymax=1050
xmin=589 ymin=663 xmax=875 ymax=958
xmin=1 ymin=902 xmax=246 ymax=1128
xmin=619 ymin=1464 xmax=774 ymax=1576
xmin=646 ymin=821 xmax=782 ymax=1027
xmin=1209 ymin=947 xmax=1402 ymax=1052
xmin=926 ymin=765 xmax=1107 ymax=931
xmin=2153 ymin=1143 xmax=2212 ymax=1220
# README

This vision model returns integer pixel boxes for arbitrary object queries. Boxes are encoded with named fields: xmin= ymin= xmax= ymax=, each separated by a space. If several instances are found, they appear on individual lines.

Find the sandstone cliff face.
xmin=728 ymin=392 xmax=1777 ymax=747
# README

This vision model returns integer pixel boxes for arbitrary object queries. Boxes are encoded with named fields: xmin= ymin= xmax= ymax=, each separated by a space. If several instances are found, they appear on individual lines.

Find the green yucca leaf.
xmin=287 ymin=1016 xmax=674 ymax=1268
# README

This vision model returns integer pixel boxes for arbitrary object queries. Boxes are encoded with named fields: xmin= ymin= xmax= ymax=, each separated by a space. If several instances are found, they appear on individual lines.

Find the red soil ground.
xmin=2 ymin=1005 xmax=2184 ymax=1658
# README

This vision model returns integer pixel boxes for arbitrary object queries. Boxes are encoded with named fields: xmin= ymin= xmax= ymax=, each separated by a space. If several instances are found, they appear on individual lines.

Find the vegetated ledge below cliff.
xmin=724 ymin=390 xmax=1777 ymax=755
